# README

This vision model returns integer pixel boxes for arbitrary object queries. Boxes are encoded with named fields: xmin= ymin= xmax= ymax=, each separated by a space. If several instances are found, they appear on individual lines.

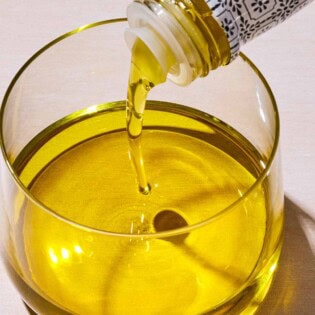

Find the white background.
xmin=0 ymin=1 xmax=314 ymax=314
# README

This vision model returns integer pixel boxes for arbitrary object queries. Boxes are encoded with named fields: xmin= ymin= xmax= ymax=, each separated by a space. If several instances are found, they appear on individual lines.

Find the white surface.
xmin=0 ymin=1 xmax=314 ymax=314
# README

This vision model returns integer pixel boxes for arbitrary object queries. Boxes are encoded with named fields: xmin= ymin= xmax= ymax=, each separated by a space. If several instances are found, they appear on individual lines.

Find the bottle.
xmin=125 ymin=0 xmax=313 ymax=86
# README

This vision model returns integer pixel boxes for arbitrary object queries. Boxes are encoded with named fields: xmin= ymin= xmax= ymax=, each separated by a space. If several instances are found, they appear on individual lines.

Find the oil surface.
xmin=6 ymin=34 xmax=277 ymax=315
xmin=12 ymin=102 xmax=269 ymax=314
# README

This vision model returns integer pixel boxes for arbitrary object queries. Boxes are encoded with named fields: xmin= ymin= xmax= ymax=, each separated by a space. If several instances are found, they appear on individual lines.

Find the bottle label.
xmin=206 ymin=0 xmax=312 ymax=60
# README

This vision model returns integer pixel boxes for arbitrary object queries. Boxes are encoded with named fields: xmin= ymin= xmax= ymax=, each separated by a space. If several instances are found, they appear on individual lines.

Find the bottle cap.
xmin=125 ymin=2 xmax=194 ymax=86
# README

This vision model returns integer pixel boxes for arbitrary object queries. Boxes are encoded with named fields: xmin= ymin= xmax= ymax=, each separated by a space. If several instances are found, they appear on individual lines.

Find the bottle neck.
xmin=126 ymin=0 xmax=230 ymax=86
xmin=178 ymin=0 xmax=231 ymax=70
xmin=127 ymin=0 xmax=314 ymax=85
xmin=157 ymin=0 xmax=231 ymax=73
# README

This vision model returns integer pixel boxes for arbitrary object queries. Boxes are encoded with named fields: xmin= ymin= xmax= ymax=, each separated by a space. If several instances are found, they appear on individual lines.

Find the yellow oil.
xmin=126 ymin=38 xmax=174 ymax=194
xmin=6 ymin=35 xmax=282 ymax=315
xmin=10 ymin=100 xmax=277 ymax=314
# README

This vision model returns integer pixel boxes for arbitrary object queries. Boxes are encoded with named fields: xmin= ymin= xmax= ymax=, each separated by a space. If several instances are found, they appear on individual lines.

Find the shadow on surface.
xmin=257 ymin=197 xmax=315 ymax=314
xmin=24 ymin=302 xmax=36 ymax=315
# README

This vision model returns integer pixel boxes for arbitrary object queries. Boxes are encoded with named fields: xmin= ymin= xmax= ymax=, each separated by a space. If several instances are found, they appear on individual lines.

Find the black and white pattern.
xmin=206 ymin=0 xmax=312 ymax=61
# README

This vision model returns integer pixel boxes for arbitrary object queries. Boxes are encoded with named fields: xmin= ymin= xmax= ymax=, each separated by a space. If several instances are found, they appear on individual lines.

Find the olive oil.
xmin=6 ymin=36 xmax=280 ymax=315
xmin=126 ymin=38 xmax=174 ymax=194
xmin=11 ymin=102 xmax=274 ymax=314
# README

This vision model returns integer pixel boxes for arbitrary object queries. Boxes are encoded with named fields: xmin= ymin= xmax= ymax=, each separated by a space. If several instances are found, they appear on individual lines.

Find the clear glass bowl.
xmin=0 ymin=19 xmax=283 ymax=314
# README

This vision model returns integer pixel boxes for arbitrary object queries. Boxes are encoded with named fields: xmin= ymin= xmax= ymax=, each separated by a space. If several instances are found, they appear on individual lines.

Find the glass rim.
xmin=0 ymin=18 xmax=280 ymax=239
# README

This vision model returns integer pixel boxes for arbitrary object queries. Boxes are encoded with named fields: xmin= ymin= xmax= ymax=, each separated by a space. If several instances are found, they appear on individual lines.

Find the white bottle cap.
xmin=125 ymin=2 xmax=194 ymax=86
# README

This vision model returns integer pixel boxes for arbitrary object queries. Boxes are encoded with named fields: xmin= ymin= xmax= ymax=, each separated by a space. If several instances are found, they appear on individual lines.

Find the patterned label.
xmin=206 ymin=0 xmax=313 ymax=60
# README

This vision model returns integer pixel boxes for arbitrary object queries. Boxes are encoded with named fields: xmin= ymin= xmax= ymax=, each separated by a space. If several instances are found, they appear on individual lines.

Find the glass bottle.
xmin=125 ymin=0 xmax=313 ymax=85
